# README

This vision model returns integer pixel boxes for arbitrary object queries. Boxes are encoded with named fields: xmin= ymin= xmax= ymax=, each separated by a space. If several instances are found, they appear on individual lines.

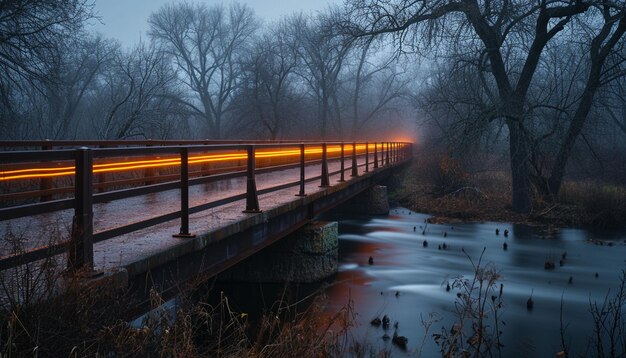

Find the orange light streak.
xmin=0 ymin=144 xmax=380 ymax=181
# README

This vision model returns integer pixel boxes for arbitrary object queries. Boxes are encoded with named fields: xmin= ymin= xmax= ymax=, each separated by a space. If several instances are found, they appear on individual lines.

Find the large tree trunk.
xmin=508 ymin=119 xmax=532 ymax=213
xmin=546 ymin=15 xmax=626 ymax=196
xmin=547 ymin=75 xmax=599 ymax=197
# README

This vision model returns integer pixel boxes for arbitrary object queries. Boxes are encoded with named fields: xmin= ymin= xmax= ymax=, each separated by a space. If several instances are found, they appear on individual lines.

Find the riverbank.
xmin=392 ymin=158 xmax=626 ymax=229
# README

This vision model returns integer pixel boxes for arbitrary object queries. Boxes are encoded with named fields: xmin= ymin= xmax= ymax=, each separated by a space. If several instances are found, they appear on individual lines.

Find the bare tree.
xmin=148 ymin=2 xmax=258 ymax=139
xmin=0 ymin=0 xmax=94 ymax=139
xmin=90 ymin=42 xmax=182 ymax=139
xmin=290 ymin=9 xmax=352 ymax=138
xmin=345 ymin=0 xmax=626 ymax=212
xmin=40 ymin=35 xmax=117 ymax=139
xmin=545 ymin=3 xmax=626 ymax=196
xmin=236 ymin=21 xmax=301 ymax=139
xmin=348 ymin=37 xmax=408 ymax=138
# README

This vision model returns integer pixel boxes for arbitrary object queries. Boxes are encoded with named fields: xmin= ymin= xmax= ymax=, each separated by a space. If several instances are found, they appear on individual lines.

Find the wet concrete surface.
xmin=1 ymin=157 xmax=386 ymax=273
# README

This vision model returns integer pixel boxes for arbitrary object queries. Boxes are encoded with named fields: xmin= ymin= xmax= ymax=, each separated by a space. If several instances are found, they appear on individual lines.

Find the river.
xmin=320 ymin=207 xmax=626 ymax=356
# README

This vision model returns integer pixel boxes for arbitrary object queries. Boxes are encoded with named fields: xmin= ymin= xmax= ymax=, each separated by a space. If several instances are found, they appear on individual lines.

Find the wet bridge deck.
xmin=0 ymin=141 xmax=411 ymax=297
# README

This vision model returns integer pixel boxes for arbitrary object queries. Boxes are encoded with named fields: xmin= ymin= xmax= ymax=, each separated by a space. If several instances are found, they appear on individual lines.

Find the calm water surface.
xmin=321 ymin=208 xmax=626 ymax=356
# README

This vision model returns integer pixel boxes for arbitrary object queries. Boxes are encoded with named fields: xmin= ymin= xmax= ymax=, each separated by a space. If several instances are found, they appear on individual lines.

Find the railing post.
xmin=296 ymin=144 xmax=306 ymax=196
xmin=174 ymin=147 xmax=195 ymax=237
xmin=338 ymin=142 xmax=345 ymax=182
xmin=97 ymin=144 xmax=107 ymax=193
xmin=144 ymin=144 xmax=155 ymax=185
xmin=396 ymin=143 xmax=400 ymax=162
xmin=374 ymin=142 xmax=379 ymax=169
xmin=320 ymin=143 xmax=330 ymax=187
xmin=243 ymin=145 xmax=261 ymax=212
xmin=351 ymin=142 xmax=358 ymax=177
xmin=385 ymin=142 xmax=390 ymax=166
xmin=40 ymin=142 xmax=52 ymax=202
xmin=68 ymin=147 xmax=94 ymax=271
xmin=381 ymin=142 xmax=385 ymax=167
xmin=365 ymin=142 xmax=369 ymax=172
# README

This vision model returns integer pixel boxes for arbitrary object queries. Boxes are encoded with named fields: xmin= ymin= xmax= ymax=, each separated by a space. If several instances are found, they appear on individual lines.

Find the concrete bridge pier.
xmin=340 ymin=185 xmax=390 ymax=215
xmin=218 ymin=221 xmax=338 ymax=283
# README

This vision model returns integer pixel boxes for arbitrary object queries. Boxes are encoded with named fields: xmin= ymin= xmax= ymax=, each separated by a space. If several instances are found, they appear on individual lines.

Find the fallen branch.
xmin=537 ymin=204 xmax=559 ymax=216
xmin=444 ymin=186 xmax=487 ymax=199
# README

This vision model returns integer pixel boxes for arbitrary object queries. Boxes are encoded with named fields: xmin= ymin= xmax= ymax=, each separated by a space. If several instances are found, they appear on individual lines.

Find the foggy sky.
xmin=90 ymin=0 xmax=340 ymax=47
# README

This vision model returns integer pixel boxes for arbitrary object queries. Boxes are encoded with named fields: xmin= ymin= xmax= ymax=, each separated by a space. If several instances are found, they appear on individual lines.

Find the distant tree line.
xmin=2 ymin=0 xmax=626 ymax=212
xmin=0 ymin=0 xmax=410 ymax=141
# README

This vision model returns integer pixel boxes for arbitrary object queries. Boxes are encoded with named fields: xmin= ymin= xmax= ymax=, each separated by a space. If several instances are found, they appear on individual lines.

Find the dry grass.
xmin=396 ymin=154 xmax=626 ymax=228
xmin=559 ymin=182 xmax=626 ymax=228
xmin=1 ymin=279 xmax=359 ymax=357
xmin=0 ymin=227 xmax=359 ymax=358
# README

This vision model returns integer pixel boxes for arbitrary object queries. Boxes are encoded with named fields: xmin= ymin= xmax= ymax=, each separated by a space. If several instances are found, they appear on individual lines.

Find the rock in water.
xmin=370 ymin=317 xmax=381 ymax=327
xmin=368 ymin=256 xmax=374 ymax=265
xmin=423 ymin=240 xmax=428 ymax=247
xmin=392 ymin=331 xmax=408 ymax=349
xmin=382 ymin=315 xmax=390 ymax=329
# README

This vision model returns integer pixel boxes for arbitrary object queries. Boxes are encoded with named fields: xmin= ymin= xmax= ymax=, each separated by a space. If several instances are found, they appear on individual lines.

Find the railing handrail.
xmin=0 ymin=141 xmax=414 ymax=161
xmin=0 ymin=139 xmax=412 ymax=149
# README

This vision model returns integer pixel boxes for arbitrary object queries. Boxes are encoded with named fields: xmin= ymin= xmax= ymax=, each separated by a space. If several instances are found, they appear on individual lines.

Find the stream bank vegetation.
xmin=1 ymin=229 xmax=626 ymax=357
xmin=394 ymin=149 xmax=626 ymax=229
xmin=0 ymin=229 xmax=359 ymax=357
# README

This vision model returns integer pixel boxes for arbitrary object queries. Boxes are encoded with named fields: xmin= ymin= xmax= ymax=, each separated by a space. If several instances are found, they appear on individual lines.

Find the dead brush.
xmin=0 ymin=228 xmax=63 ymax=309
xmin=559 ymin=182 xmax=626 ymax=228
xmin=587 ymin=270 xmax=626 ymax=357
xmin=433 ymin=248 xmax=504 ymax=358
xmin=248 ymin=291 xmax=355 ymax=357
xmin=0 ymin=225 xmax=365 ymax=357
xmin=100 ymin=284 xmax=359 ymax=357
xmin=0 ymin=225 xmax=134 ymax=357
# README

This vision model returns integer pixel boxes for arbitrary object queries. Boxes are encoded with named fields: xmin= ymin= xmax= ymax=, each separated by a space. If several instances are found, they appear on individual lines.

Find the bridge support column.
xmin=219 ymin=221 xmax=338 ymax=283
xmin=341 ymin=185 xmax=389 ymax=215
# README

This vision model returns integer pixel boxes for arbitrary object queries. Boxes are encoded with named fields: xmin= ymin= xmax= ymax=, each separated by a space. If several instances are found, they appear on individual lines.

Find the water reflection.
xmin=321 ymin=208 xmax=626 ymax=356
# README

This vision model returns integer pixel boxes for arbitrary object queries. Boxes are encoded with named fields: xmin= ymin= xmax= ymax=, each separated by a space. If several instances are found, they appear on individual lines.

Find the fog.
xmin=90 ymin=0 xmax=340 ymax=48
xmin=1 ymin=0 xmax=626 ymax=212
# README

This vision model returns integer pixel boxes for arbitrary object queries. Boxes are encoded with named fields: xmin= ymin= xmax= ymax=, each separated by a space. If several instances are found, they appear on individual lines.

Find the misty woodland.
xmin=2 ymin=1 xmax=626 ymax=357
xmin=2 ymin=0 xmax=626 ymax=214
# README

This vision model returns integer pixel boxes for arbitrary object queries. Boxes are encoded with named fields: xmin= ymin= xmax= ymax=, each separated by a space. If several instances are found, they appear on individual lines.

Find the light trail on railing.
xmin=0 ymin=144 xmax=390 ymax=181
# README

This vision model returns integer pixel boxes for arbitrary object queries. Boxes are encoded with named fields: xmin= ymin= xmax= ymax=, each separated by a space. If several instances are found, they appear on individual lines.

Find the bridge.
xmin=0 ymin=140 xmax=411 ymax=299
